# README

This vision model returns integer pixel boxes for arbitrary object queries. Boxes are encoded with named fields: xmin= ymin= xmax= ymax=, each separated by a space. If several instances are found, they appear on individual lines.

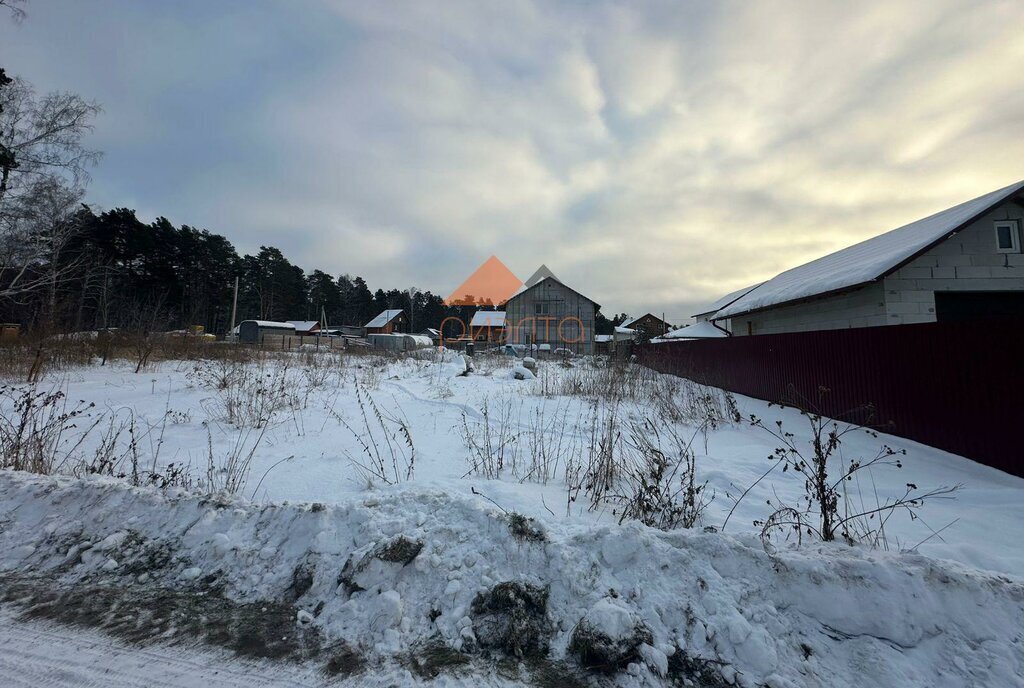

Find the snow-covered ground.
xmin=1 ymin=349 xmax=1022 ymax=686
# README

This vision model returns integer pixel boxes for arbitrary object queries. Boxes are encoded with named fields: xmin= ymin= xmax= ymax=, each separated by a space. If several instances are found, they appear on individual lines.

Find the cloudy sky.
xmin=3 ymin=0 xmax=1023 ymax=320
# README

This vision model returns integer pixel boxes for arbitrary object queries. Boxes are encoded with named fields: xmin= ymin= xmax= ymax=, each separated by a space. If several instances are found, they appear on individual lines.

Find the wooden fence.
xmin=637 ymin=320 xmax=1022 ymax=477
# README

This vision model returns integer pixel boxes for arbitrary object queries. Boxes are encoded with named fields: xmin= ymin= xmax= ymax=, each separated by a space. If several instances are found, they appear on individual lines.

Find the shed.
xmin=286 ymin=321 xmax=321 ymax=336
xmin=469 ymin=310 xmax=506 ymax=343
xmin=238 ymin=320 xmax=296 ymax=344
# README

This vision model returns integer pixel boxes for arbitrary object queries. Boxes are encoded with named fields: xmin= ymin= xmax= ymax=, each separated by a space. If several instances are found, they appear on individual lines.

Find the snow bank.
xmin=0 ymin=470 xmax=1021 ymax=687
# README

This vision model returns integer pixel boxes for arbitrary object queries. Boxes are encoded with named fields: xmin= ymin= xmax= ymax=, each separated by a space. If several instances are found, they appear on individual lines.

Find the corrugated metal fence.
xmin=637 ymin=320 xmax=1022 ymax=477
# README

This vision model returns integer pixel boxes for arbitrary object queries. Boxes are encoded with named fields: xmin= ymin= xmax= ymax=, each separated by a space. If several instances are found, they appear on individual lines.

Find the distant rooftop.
xmin=663 ymin=321 xmax=729 ymax=339
xmin=365 ymin=309 xmax=404 ymax=328
xmin=692 ymin=283 xmax=765 ymax=318
xmin=470 ymin=310 xmax=506 ymax=327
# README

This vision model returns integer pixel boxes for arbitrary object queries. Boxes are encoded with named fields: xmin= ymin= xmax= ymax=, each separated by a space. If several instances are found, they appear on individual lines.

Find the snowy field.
xmin=0 ymin=348 xmax=1022 ymax=687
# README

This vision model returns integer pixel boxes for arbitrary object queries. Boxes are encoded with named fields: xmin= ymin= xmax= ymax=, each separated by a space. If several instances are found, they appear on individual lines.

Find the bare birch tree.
xmin=0 ymin=0 xmax=27 ymax=23
xmin=0 ymin=73 xmax=100 ymax=303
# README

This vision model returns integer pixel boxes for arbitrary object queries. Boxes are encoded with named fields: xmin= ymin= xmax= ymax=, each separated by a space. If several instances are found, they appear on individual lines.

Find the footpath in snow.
xmin=0 ymin=470 xmax=1022 ymax=688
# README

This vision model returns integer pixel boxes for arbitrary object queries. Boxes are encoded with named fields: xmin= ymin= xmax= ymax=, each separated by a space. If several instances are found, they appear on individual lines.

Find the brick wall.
xmin=734 ymin=282 xmax=887 ymax=335
xmin=882 ymin=199 xmax=1024 ymax=324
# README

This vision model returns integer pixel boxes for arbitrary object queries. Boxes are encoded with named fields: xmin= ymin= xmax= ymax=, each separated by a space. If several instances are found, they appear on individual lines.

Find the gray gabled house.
xmin=712 ymin=180 xmax=1024 ymax=335
xmin=503 ymin=266 xmax=598 ymax=355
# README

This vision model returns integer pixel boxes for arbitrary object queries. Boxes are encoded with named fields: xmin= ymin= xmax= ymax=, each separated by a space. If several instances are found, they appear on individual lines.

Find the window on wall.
xmin=535 ymin=302 xmax=550 ymax=315
xmin=995 ymin=220 xmax=1021 ymax=253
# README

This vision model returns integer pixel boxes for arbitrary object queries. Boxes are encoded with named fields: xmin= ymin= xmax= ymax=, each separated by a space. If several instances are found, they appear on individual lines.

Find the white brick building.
xmin=711 ymin=180 xmax=1024 ymax=335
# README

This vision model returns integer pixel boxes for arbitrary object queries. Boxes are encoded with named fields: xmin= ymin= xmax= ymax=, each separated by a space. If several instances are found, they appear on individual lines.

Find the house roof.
xmin=717 ymin=180 xmax=1024 ymax=319
xmin=506 ymin=272 xmax=601 ymax=311
xmin=240 ymin=320 xmax=295 ymax=329
xmin=286 ymin=320 xmax=320 ymax=332
xmin=620 ymin=313 xmax=669 ymax=329
xmin=365 ymin=309 xmax=404 ymax=328
xmin=470 ymin=310 xmax=506 ymax=327
xmin=594 ymin=334 xmax=614 ymax=343
xmin=692 ymin=282 xmax=765 ymax=318
xmin=663 ymin=321 xmax=730 ymax=339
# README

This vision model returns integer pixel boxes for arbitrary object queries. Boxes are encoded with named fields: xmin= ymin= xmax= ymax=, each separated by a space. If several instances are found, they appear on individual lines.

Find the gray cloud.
xmin=3 ymin=0 xmax=1023 ymax=322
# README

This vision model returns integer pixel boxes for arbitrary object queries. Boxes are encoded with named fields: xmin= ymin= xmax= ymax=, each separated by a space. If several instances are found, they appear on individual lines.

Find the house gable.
xmin=718 ymin=180 xmax=1024 ymax=319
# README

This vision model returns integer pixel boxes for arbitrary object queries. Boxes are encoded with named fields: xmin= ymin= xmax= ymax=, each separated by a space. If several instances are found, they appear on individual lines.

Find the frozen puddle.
xmin=0 ymin=470 xmax=1022 ymax=687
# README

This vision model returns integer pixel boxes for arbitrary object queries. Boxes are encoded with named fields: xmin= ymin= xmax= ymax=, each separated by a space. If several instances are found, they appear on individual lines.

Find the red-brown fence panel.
xmin=636 ymin=320 xmax=1022 ymax=477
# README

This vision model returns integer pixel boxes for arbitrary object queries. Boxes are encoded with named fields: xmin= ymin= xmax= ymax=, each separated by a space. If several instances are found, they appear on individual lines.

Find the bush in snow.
xmin=335 ymin=383 xmax=416 ymax=487
xmin=599 ymin=416 xmax=713 ymax=531
xmin=0 ymin=383 xmax=97 ymax=474
xmin=459 ymin=397 xmax=519 ymax=480
xmin=196 ymin=358 xmax=297 ymax=429
xmin=729 ymin=392 xmax=960 ymax=546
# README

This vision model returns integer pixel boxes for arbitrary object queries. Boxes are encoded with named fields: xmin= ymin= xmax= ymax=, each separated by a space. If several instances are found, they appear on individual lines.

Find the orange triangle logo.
xmin=444 ymin=255 xmax=523 ymax=306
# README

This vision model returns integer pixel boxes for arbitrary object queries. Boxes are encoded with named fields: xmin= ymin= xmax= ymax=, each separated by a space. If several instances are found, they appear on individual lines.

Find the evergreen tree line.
xmin=0 ymin=51 xmax=622 ymax=338
xmin=1 ymin=205 xmax=475 ymax=336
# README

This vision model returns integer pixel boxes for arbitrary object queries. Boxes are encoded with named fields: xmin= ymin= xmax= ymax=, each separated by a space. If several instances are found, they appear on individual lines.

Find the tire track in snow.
xmin=381 ymin=378 xmax=612 ymax=443
xmin=0 ymin=608 xmax=322 ymax=688
xmin=380 ymin=379 xmax=486 ymax=421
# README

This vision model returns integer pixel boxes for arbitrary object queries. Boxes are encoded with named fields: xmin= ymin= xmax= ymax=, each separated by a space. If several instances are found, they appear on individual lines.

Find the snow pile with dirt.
xmin=1 ymin=470 xmax=1022 ymax=688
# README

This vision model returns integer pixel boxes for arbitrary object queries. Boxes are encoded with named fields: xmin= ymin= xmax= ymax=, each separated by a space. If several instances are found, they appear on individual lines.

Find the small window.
xmin=995 ymin=220 xmax=1020 ymax=254
xmin=535 ymin=303 xmax=550 ymax=315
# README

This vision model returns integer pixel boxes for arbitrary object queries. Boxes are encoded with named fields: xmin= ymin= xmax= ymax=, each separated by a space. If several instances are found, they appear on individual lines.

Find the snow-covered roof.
xmin=240 ymin=320 xmax=295 ymax=329
xmin=620 ymin=313 xmax=668 ymax=329
xmin=594 ymin=334 xmax=614 ymax=343
xmin=365 ymin=309 xmax=404 ymax=328
xmin=286 ymin=320 xmax=320 ymax=332
xmin=615 ymin=326 xmax=635 ymax=334
xmin=692 ymin=283 xmax=765 ymax=318
xmin=718 ymin=180 xmax=1024 ymax=319
xmin=470 ymin=311 xmax=506 ymax=327
xmin=663 ymin=321 xmax=730 ymax=339
xmin=421 ymin=328 xmax=440 ymax=337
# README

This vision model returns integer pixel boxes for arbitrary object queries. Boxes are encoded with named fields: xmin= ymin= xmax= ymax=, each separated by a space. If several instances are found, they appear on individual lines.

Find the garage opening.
xmin=934 ymin=291 xmax=1024 ymax=323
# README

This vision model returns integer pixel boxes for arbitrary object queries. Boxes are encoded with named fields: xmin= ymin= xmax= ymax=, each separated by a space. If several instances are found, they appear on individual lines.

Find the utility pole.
xmin=408 ymin=286 xmax=417 ymax=334
xmin=321 ymin=305 xmax=328 ymax=350
xmin=229 ymin=276 xmax=239 ymax=341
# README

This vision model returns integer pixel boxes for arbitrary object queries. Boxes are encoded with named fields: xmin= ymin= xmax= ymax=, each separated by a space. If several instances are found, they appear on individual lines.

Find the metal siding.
xmin=637 ymin=320 xmax=1022 ymax=477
